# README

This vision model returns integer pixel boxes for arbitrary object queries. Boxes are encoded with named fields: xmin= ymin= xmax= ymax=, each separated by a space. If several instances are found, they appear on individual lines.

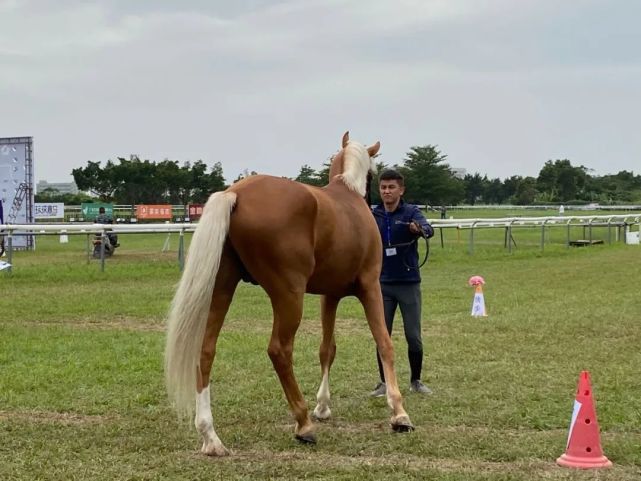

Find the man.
xmin=370 ymin=169 xmax=434 ymax=397
xmin=95 ymin=206 xmax=119 ymax=247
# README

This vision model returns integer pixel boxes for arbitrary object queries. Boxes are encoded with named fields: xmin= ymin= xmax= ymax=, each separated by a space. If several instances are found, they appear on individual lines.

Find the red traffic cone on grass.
xmin=556 ymin=371 xmax=612 ymax=469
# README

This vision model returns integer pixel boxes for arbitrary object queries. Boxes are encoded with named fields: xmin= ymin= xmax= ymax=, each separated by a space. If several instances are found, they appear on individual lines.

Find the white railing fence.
xmin=2 ymin=213 xmax=640 ymax=273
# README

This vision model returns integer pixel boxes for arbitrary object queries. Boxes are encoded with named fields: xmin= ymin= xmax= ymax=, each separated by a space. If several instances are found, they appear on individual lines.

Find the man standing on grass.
xmin=369 ymin=169 xmax=434 ymax=397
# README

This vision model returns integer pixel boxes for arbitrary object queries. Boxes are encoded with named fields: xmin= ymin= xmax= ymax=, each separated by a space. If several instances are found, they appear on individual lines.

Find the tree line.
xmin=35 ymin=148 xmax=641 ymax=206
xmin=295 ymin=146 xmax=641 ymax=206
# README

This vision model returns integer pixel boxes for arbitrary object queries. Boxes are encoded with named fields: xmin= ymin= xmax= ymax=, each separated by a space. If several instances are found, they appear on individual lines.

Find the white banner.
xmin=34 ymin=203 xmax=65 ymax=219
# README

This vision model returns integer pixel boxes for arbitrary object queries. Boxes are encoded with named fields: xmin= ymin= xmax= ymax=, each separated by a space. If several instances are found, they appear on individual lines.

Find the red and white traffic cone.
xmin=557 ymin=371 xmax=612 ymax=469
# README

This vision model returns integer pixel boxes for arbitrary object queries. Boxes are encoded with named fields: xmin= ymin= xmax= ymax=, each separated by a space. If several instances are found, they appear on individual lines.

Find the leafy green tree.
xmin=399 ymin=145 xmax=464 ymax=206
xmin=207 ymin=162 xmax=227 ymax=194
xmin=514 ymin=177 xmax=538 ymax=205
xmin=72 ymin=156 xmax=227 ymax=206
xmin=72 ymin=160 xmax=119 ymax=201
xmin=295 ymin=165 xmax=324 ymax=186
xmin=537 ymin=159 xmax=589 ymax=202
xmin=483 ymin=178 xmax=505 ymax=204
xmin=463 ymin=173 xmax=486 ymax=205
xmin=502 ymin=176 xmax=522 ymax=202
xmin=112 ymin=156 xmax=160 ymax=205
xmin=317 ymin=161 xmax=331 ymax=186
xmin=368 ymin=160 xmax=388 ymax=206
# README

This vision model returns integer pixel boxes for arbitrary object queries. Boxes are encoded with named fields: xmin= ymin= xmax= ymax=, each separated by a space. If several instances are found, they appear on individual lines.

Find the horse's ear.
xmin=342 ymin=131 xmax=350 ymax=148
xmin=367 ymin=141 xmax=381 ymax=157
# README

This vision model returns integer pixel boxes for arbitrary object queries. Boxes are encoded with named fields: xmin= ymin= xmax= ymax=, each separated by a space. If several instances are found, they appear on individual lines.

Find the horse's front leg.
xmin=358 ymin=282 xmax=414 ymax=432
xmin=267 ymin=290 xmax=316 ymax=443
xmin=313 ymin=295 xmax=339 ymax=421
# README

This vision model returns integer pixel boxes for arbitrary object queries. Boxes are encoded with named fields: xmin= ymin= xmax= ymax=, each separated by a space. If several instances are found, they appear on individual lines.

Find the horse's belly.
xmin=305 ymin=258 xmax=362 ymax=296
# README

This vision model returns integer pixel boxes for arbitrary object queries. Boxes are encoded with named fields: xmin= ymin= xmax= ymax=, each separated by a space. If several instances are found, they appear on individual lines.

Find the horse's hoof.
xmin=201 ymin=442 xmax=231 ymax=456
xmin=391 ymin=415 xmax=415 ymax=433
xmin=391 ymin=422 xmax=415 ymax=433
xmin=312 ymin=406 xmax=331 ymax=421
xmin=295 ymin=432 xmax=317 ymax=445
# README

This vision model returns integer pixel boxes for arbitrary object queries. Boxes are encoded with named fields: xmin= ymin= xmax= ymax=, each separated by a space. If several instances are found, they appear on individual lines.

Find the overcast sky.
xmin=1 ymin=0 xmax=640 ymax=185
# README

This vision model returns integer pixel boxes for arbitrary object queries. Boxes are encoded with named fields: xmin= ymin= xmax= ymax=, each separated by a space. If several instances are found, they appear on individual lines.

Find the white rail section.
xmin=1 ymin=213 xmax=640 ymax=272
xmin=1 ymin=223 xmax=196 ymax=273
xmin=430 ymin=213 xmax=641 ymax=254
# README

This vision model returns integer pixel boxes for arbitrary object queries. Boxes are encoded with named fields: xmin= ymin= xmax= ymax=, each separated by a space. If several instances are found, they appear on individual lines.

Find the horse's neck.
xmin=328 ymin=155 xmax=345 ymax=180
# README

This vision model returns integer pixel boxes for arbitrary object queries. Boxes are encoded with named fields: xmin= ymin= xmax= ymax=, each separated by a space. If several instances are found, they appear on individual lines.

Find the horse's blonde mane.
xmin=337 ymin=141 xmax=375 ymax=197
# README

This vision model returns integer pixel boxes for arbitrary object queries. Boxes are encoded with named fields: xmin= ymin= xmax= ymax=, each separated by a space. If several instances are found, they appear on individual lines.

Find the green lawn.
xmin=1 ymin=227 xmax=640 ymax=480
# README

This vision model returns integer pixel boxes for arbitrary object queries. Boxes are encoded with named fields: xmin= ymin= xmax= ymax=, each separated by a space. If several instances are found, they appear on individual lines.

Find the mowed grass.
xmin=1 ymin=221 xmax=641 ymax=480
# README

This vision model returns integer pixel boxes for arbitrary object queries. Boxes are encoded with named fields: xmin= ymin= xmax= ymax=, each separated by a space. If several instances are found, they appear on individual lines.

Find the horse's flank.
xmin=227 ymin=172 xmax=381 ymax=297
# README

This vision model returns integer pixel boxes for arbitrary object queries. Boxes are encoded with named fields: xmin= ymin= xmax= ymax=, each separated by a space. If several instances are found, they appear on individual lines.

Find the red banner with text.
xmin=188 ymin=204 xmax=204 ymax=220
xmin=136 ymin=204 xmax=173 ymax=220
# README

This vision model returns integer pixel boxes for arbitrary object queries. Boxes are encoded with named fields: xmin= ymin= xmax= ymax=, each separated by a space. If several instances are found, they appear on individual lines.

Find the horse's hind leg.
xmin=196 ymin=249 xmax=241 ymax=456
xmin=267 ymin=290 xmax=316 ymax=443
xmin=313 ymin=295 xmax=339 ymax=421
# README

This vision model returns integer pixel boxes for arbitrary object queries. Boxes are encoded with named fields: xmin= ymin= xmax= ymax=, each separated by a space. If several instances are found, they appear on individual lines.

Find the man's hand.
xmin=409 ymin=221 xmax=423 ymax=235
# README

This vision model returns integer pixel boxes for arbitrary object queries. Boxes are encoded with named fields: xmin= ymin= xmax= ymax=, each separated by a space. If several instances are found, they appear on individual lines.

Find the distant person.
xmin=95 ymin=206 xmax=112 ymax=224
xmin=559 ymin=205 xmax=565 ymax=215
xmin=369 ymin=169 xmax=435 ymax=397
xmin=95 ymin=207 xmax=119 ymax=247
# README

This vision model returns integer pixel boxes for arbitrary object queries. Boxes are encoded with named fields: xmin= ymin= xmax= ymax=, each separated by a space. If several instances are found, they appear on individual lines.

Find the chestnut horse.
xmin=165 ymin=132 xmax=413 ymax=455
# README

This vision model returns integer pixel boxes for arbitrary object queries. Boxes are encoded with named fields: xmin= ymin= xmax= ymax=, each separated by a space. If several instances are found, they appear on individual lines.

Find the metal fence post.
xmin=178 ymin=228 xmax=185 ymax=271
xmin=469 ymin=221 xmax=478 ymax=255
xmin=100 ymin=230 xmax=106 ymax=272
xmin=6 ymin=230 xmax=13 ymax=274
xmin=507 ymin=221 xmax=514 ymax=254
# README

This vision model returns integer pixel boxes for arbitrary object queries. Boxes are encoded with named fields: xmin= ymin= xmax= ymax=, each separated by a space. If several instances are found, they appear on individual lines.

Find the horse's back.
xmin=225 ymin=175 xmax=380 ymax=296
xmin=226 ymin=176 xmax=318 ymax=290
xmin=229 ymin=175 xmax=381 ymax=295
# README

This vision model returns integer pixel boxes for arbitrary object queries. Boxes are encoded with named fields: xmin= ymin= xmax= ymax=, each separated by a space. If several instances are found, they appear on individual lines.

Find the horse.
xmin=164 ymin=132 xmax=414 ymax=456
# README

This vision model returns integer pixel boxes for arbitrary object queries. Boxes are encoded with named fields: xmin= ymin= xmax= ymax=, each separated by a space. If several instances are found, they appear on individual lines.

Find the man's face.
xmin=379 ymin=179 xmax=404 ymax=205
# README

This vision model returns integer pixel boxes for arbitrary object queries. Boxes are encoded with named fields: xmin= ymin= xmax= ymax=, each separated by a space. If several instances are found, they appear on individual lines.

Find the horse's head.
xmin=330 ymin=131 xmax=380 ymax=197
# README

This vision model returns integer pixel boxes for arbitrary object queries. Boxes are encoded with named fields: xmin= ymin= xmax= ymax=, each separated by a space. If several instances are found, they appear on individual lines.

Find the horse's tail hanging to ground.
xmin=165 ymin=191 xmax=237 ymax=415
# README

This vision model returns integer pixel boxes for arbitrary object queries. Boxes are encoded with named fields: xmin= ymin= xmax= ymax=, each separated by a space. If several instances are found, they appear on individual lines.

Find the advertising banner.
xmin=1 ymin=137 xmax=33 ymax=248
xmin=81 ymin=203 xmax=113 ymax=221
xmin=34 ymin=202 xmax=65 ymax=219
xmin=188 ymin=204 xmax=204 ymax=220
xmin=136 ymin=204 xmax=173 ymax=220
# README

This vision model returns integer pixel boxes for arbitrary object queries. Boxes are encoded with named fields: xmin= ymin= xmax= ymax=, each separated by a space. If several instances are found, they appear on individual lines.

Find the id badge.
xmin=385 ymin=247 xmax=397 ymax=256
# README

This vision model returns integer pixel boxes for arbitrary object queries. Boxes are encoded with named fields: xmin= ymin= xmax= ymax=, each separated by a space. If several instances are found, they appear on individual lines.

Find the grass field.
xmin=1 ymin=215 xmax=641 ymax=480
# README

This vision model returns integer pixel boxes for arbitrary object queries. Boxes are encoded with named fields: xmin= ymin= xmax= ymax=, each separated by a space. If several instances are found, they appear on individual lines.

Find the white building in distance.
xmin=36 ymin=180 xmax=79 ymax=194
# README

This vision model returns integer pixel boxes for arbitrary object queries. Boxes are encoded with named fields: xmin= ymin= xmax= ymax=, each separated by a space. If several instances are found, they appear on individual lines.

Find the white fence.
xmin=429 ymin=214 xmax=641 ymax=254
xmin=1 ymin=222 xmax=195 ymax=272
xmin=2 ymin=213 xmax=640 ymax=272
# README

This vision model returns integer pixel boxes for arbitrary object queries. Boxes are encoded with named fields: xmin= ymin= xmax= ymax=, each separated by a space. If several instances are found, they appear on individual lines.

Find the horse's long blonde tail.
xmin=164 ymin=191 xmax=237 ymax=415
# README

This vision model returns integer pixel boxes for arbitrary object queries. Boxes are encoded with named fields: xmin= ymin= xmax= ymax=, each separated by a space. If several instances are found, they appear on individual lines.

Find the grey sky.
xmin=1 ymin=0 xmax=640 ymax=185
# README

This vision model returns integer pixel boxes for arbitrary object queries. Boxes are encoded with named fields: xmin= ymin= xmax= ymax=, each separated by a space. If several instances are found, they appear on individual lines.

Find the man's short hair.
xmin=99 ymin=207 xmax=105 ymax=213
xmin=379 ymin=169 xmax=404 ymax=187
